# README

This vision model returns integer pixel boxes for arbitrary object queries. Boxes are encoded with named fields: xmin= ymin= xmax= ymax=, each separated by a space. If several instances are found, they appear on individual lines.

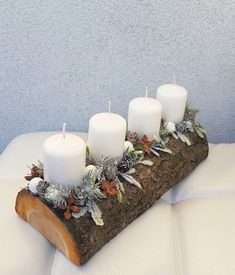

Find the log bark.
xmin=15 ymin=132 xmax=209 ymax=266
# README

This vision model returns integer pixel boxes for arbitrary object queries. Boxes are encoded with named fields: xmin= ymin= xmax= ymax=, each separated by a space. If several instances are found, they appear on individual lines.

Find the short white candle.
xmin=43 ymin=124 xmax=86 ymax=187
xmin=156 ymin=83 xmax=188 ymax=123
xmin=87 ymin=102 xmax=127 ymax=161
xmin=128 ymin=87 xmax=162 ymax=139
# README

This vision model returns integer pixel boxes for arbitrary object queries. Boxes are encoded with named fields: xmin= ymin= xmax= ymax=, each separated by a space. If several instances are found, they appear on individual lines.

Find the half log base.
xmin=15 ymin=132 xmax=209 ymax=266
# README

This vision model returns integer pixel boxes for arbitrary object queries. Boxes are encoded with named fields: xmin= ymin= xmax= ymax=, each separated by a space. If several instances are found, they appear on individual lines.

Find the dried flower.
xmin=101 ymin=180 xmax=118 ymax=197
xmin=139 ymin=135 xmax=155 ymax=155
xmin=59 ymin=196 xmax=80 ymax=220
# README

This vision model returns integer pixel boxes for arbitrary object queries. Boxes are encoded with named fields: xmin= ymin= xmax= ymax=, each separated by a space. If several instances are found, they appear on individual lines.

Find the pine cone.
xmin=25 ymin=164 xmax=44 ymax=181
xmin=126 ymin=131 xmax=139 ymax=146
xmin=72 ymin=187 xmax=87 ymax=206
xmin=118 ymin=155 xmax=133 ymax=173
xmin=184 ymin=106 xmax=198 ymax=122
xmin=104 ymin=163 xmax=118 ymax=180
xmin=36 ymin=180 xmax=50 ymax=195
xmin=175 ymin=122 xmax=188 ymax=133
xmin=43 ymin=184 xmax=67 ymax=207
xmin=186 ymin=110 xmax=196 ymax=121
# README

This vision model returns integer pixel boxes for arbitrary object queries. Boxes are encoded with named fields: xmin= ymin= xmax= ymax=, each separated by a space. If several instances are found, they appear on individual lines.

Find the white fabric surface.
xmin=0 ymin=132 xmax=235 ymax=275
xmin=172 ymin=143 xmax=235 ymax=203
xmin=51 ymin=200 xmax=178 ymax=275
xmin=174 ymin=198 xmax=235 ymax=275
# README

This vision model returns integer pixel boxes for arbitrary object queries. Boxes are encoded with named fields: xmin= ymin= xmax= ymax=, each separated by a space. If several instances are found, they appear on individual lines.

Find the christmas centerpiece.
xmin=15 ymin=83 xmax=209 ymax=266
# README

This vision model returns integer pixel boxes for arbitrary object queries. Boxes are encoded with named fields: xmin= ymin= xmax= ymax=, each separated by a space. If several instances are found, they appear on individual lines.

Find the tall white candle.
xmin=128 ymin=87 xmax=162 ymax=139
xmin=87 ymin=103 xmax=127 ymax=161
xmin=43 ymin=124 xmax=86 ymax=187
xmin=156 ymin=83 xmax=188 ymax=123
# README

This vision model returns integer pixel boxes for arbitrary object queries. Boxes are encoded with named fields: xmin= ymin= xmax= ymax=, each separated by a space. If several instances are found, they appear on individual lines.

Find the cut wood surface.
xmin=15 ymin=132 xmax=209 ymax=266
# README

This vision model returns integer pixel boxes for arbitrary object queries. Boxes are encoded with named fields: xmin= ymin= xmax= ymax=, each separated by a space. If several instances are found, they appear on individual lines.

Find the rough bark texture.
xmin=15 ymin=132 xmax=209 ymax=266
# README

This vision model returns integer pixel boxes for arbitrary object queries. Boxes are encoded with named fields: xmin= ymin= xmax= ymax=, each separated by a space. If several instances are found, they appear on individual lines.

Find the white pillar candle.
xmin=128 ymin=87 xmax=162 ymax=139
xmin=156 ymin=84 xmax=188 ymax=123
xmin=43 ymin=124 xmax=86 ymax=187
xmin=87 ymin=103 xmax=127 ymax=161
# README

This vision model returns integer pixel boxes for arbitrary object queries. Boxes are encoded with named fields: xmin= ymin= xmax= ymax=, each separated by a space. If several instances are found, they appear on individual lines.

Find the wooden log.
xmin=15 ymin=132 xmax=209 ymax=266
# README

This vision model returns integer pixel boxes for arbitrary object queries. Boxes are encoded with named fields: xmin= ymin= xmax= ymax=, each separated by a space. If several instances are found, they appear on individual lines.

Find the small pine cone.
xmin=25 ymin=164 xmax=44 ymax=181
xmin=188 ymin=111 xmax=196 ymax=121
xmin=72 ymin=187 xmax=87 ymax=206
xmin=43 ymin=185 xmax=64 ymax=202
xmin=185 ymin=110 xmax=196 ymax=122
xmin=36 ymin=180 xmax=50 ymax=195
xmin=118 ymin=155 xmax=133 ymax=173
xmin=175 ymin=122 xmax=187 ymax=133
xmin=126 ymin=131 xmax=139 ymax=146
xmin=104 ymin=164 xmax=118 ymax=180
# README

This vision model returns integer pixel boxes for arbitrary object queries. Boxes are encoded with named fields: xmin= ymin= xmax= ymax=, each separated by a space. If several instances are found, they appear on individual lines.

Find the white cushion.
xmin=51 ymin=200 xmax=178 ymax=275
xmin=1 ymin=132 xmax=235 ymax=275
xmin=173 ymin=198 xmax=235 ymax=275
xmin=172 ymin=143 xmax=235 ymax=203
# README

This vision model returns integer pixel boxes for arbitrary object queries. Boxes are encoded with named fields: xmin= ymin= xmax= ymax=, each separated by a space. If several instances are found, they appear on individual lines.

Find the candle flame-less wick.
xmin=145 ymin=86 xmax=149 ymax=97
xmin=108 ymin=101 xmax=111 ymax=113
xmin=62 ymin=122 xmax=66 ymax=139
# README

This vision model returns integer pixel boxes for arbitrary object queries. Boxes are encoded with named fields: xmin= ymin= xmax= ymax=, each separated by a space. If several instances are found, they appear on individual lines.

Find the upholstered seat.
xmin=1 ymin=133 xmax=235 ymax=275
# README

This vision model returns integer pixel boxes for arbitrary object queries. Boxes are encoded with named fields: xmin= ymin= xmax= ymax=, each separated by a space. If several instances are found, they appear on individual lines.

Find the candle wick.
xmin=62 ymin=122 xmax=66 ymax=139
xmin=145 ymin=86 xmax=148 ymax=97
xmin=173 ymin=72 xmax=176 ymax=85
xmin=108 ymin=101 xmax=111 ymax=113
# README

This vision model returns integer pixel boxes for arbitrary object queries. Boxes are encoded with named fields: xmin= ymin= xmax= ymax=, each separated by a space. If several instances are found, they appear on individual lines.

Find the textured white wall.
xmin=0 ymin=0 xmax=235 ymax=151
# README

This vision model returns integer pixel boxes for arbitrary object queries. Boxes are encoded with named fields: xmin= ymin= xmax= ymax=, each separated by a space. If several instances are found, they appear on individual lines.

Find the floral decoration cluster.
xmin=160 ymin=103 xmax=206 ymax=145
xmin=25 ymin=103 xmax=205 ymax=226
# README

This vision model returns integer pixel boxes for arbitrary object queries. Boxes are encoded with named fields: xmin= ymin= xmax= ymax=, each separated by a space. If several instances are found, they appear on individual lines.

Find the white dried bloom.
xmin=164 ymin=121 xmax=176 ymax=133
xmin=123 ymin=141 xmax=134 ymax=153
